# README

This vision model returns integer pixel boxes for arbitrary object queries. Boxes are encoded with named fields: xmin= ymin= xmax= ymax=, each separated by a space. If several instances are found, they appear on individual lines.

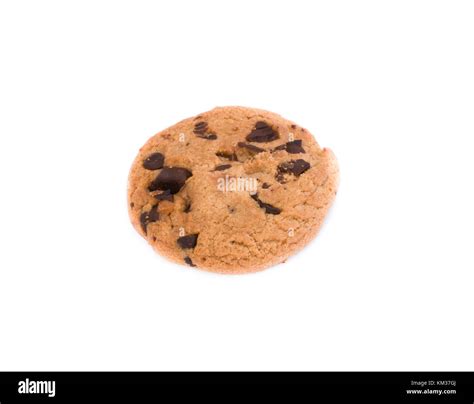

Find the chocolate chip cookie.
xmin=128 ymin=106 xmax=339 ymax=274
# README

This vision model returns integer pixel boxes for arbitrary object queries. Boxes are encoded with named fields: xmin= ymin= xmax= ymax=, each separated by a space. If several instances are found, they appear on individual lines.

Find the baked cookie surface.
xmin=128 ymin=106 xmax=338 ymax=274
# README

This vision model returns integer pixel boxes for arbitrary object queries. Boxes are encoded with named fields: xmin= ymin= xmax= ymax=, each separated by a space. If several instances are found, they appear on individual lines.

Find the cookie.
xmin=128 ymin=106 xmax=339 ymax=274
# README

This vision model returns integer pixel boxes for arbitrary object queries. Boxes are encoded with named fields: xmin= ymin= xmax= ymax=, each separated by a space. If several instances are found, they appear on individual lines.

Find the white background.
xmin=0 ymin=0 xmax=473 ymax=371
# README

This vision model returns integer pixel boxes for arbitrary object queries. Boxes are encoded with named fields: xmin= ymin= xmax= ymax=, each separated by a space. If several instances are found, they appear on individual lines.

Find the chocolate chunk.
xmin=184 ymin=256 xmax=196 ymax=267
xmin=290 ymin=124 xmax=297 ymax=129
xmin=259 ymin=201 xmax=281 ymax=215
xmin=177 ymin=234 xmax=198 ymax=249
xmin=216 ymin=151 xmax=238 ymax=161
xmin=148 ymin=204 xmax=159 ymax=221
xmin=139 ymin=212 xmax=148 ymax=233
xmin=274 ymin=140 xmax=305 ymax=154
xmin=139 ymin=204 xmax=159 ymax=234
xmin=214 ymin=164 xmax=232 ymax=171
xmin=193 ymin=121 xmax=217 ymax=139
xmin=183 ymin=201 xmax=191 ymax=213
xmin=285 ymin=140 xmax=305 ymax=154
xmin=130 ymin=202 xmax=134 ymax=208
xmin=278 ymin=159 xmax=310 ymax=176
xmin=193 ymin=121 xmax=208 ymax=134
xmin=198 ymin=133 xmax=217 ymax=140
xmin=154 ymin=189 xmax=174 ymax=202
xmin=246 ymin=121 xmax=279 ymax=143
xmin=250 ymin=193 xmax=281 ymax=215
xmin=262 ymin=182 xmax=271 ymax=189
xmin=148 ymin=167 xmax=192 ymax=194
xmin=143 ymin=152 xmax=164 ymax=170
xmin=237 ymin=142 xmax=265 ymax=153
